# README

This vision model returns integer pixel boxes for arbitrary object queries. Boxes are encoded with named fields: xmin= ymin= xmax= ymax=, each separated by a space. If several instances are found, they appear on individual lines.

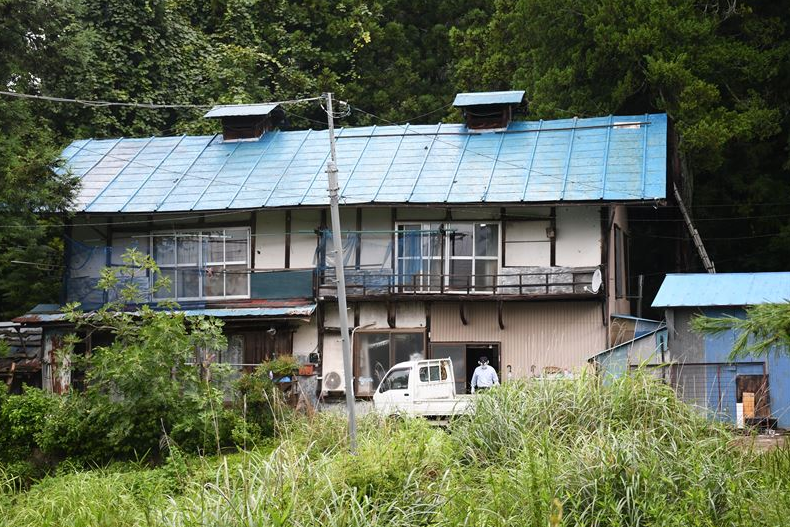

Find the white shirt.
xmin=471 ymin=365 xmax=499 ymax=393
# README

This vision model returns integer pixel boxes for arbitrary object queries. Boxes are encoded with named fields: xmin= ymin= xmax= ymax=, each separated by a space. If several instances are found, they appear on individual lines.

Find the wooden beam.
xmin=284 ymin=210 xmax=292 ymax=269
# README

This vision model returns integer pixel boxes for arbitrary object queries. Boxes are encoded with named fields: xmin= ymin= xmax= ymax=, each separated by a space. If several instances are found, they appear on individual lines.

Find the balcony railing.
xmin=318 ymin=268 xmax=600 ymax=298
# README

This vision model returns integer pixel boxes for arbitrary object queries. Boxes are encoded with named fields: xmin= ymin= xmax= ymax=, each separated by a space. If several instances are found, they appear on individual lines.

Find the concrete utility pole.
xmin=323 ymin=92 xmax=357 ymax=453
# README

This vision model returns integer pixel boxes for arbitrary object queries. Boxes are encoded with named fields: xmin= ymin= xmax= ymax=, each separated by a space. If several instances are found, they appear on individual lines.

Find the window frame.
xmin=353 ymin=328 xmax=427 ymax=396
xmin=614 ymin=225 xmax=629 ymax=299
xmin=394 ymin=221 xmax=501 ymax=293
xmin=150 ymin=228 xmax=251 ymax=301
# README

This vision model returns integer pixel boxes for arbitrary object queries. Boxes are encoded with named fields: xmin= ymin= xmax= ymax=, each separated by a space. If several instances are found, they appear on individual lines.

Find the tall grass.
xmin=3 ymin=370 xmax=790 ymax=527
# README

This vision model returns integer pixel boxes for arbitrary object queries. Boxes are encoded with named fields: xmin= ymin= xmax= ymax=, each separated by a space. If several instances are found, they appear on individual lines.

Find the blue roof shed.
xmin=652 ymin=273 xmax=790 ymax=307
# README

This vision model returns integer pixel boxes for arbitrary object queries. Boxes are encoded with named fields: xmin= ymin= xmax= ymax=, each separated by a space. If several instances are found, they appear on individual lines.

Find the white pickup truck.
xmin=372 ymin=358 xmax=474 ymax=417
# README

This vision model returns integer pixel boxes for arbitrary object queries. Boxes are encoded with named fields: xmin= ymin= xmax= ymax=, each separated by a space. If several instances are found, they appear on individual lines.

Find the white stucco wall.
xmin=360 ymin=208 xmax=391 ymax=268
xmin=290 ymin=209 xmax=321 ymax=268
xmin=504 ymin=220 xmax=551 ymax=266
xmin=292 ymin=319 xmax=319 ymax=359
xmin=255 ymin=210 xmax=285 ymax=269
xmin=555 ymin=206 xmax=601 ymax=267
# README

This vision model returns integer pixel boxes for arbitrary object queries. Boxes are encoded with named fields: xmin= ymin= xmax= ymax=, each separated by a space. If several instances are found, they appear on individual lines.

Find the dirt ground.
xmin=731 ymin=431 xmax=786 ymax=451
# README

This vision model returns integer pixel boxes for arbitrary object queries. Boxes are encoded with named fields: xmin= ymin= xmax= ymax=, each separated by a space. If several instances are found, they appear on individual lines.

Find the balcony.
xmin=318 ymin=267 xmax=602 ymax=301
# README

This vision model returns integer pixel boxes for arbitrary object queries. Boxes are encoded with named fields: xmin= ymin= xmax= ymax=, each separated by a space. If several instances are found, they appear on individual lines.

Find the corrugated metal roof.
xmin=14 ymin=304 xmax=316 ymax=324
xmin=61 ymin=113 xmax=667 ymax=213
xmin=179 ymin=306 xmax=315 ymax=318
xmin=204 ymin=103 xmax=280 ymax=118
xmin=453 ymin=91 xmax=525 ymax=107
xmin=652 ymin=273 xmax=790 ymax=307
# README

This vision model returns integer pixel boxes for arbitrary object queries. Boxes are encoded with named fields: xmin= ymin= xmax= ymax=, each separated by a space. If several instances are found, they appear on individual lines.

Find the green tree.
xmin=692 ymin=303 xmax=790 ymax=358
xmin=0 ymin=0 xmax=83 ymax=319
xmin=41 ymin=249 xmax=233 ymax=460
xmin=450 ymin=0 xmax=790 ymax=274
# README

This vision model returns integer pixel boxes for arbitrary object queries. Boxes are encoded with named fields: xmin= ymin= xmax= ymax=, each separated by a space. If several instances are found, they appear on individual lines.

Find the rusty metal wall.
xmin=430 ymin=301 xmax=606 ymax=377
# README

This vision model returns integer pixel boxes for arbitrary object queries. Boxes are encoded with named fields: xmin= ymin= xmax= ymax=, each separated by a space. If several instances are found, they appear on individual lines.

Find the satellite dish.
xmin=324 ymin=371 xmax=342 ymax=390
xmin=590 ymin=269 xmax=603 ymax=293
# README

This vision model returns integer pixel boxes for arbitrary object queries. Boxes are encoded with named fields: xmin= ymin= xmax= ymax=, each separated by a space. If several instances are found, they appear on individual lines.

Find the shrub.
xmin=0 ymin=385 xmax=57 ymax=481
xmin=232 ymin=359 xmax=293 ymax=445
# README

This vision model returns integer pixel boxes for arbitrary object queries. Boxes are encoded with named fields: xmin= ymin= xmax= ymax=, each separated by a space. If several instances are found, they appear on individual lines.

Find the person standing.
xmin=471 ymin=356 xmax=499 ymax=394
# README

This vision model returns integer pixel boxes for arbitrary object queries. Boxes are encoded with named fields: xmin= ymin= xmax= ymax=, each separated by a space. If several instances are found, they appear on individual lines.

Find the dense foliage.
xmin=1 ymin=0 xmax=789 ymax=317
xmin=0 ymin=250 xmax=286 ymax=483
xmin=3 ymin=373 xmax=790 ymax=526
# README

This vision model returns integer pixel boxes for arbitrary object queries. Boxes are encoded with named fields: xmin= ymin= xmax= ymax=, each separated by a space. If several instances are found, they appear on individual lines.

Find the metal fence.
xmin=639 ymin=361 xmax=767 ymax=425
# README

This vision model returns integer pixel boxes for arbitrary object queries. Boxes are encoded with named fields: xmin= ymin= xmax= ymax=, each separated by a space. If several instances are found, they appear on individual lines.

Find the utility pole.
xmin=324 ymin=92 xmax=357 ymax=453
xmin=673 ymin=183 xmax=715 ymax=273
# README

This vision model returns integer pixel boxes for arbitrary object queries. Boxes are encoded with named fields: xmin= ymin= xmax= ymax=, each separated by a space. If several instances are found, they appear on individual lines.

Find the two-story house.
xmin=16 ymin=91 xmax=671 ymax=396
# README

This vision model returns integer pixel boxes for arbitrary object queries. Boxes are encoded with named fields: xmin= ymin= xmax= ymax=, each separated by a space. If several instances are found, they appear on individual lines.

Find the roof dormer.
xmin=453 ymin=90 xmax=525 ymax=130
xmin=204 ymin=103 xmax=285 ymax=141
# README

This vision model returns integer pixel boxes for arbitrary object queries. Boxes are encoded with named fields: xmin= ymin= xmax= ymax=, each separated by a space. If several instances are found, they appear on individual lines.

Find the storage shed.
xmin=652 ymin=273 xmax=790 ymax=429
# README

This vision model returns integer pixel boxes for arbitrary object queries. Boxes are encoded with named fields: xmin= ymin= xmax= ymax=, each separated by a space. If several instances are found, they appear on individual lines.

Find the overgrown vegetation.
xmin=2 ymin=372 xmax=789 ymax=526
xmin=0 ymin=249 xmax=289 ymax=484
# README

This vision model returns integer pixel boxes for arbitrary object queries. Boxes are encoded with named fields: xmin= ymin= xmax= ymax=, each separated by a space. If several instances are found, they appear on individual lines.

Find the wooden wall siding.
xmin=237 ymin=329 xmax=294 ymax=367
xmin=430 ymin=301 xmax=606 ymax=376
xmin=607 ymin=204 xmax=631 ymax=317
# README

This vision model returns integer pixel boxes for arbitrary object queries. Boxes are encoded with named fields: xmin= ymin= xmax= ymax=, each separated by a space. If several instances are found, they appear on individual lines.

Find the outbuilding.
xmin=651 ymin=273 xmax=790 ymax=429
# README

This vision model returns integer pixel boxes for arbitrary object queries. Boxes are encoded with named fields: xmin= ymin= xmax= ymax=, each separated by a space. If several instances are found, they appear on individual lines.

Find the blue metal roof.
xmin=14 ymin=304 xmax=316 ymax=324
xmin=60 ymin=113 xmax=667 ymax=213
xmin=652 ymin=273 xmax=790 ymax=307
xmin=453 ymin=91 xmax=525 ymax=107
xmin=179 ymin=306 xmax=315 ymax=318
xmin=204 ymin=103 xmax=280 ymax=118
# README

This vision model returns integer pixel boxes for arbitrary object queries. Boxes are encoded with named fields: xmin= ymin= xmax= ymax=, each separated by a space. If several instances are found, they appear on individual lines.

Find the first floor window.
xmin=152 ymin=228 xmax=250 ymax=300
xmin=354 ymin=329 xmax=426 ymax=396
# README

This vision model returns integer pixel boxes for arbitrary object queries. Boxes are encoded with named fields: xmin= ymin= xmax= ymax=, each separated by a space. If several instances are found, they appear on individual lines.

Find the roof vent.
xmin=204 ymin=103 xmax=285 ymax=141
xmin=453 ymin=90 xmax=525 ymax=130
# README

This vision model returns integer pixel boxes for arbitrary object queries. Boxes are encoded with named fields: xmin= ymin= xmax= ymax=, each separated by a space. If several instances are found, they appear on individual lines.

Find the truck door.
xmin=376 ymin=367 xmax=412 ymax=413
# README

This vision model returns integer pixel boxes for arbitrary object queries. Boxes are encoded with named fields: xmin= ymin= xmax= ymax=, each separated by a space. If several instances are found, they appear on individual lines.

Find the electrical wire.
xmin=0 ymin=90 xmax=323 ymax=110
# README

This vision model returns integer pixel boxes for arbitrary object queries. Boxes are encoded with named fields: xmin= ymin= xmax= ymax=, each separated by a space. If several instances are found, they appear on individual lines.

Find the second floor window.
xmin=152 ymin=228 xmax=250 ymax=300
xmin=396 ymin=222 xmax=500 ymax=292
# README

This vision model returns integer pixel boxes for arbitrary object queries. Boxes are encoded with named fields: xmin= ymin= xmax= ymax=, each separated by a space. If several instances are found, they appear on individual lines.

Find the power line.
xmin=0 ymin=90 xmax=322 ymax=110
xmin=639 ymin=232 xmax=785 ymax=241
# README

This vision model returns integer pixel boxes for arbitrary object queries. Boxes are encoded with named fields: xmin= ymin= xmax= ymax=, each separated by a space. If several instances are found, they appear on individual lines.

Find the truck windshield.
xmin=379 ymin=368 xmax=410 ymax=392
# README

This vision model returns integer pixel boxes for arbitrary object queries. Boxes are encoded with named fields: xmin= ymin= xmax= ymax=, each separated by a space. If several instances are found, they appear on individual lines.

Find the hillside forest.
xmin=1 ymin=0 xmax=789 ymax=318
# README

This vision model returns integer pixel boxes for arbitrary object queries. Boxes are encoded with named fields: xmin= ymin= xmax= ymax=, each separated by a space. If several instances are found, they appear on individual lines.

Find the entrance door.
xmin=466 ymin=345 xmax=500 ymax=392
xmin=736 ymin=374 xmax=770 ymax=419
xmin=430 ymin=343 xmax=500 ymax=394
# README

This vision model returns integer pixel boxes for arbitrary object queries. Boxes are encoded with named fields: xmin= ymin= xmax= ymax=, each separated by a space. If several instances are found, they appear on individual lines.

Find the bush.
xmin=232 ymin=359 xmax=293 ymax=445
xmin=0 ymin=385 xmax=57 ymax=481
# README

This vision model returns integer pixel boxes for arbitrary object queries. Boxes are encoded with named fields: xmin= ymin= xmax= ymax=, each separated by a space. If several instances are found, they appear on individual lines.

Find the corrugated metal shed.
xmin=652 ymin=273 xmax=790 ymax=307
xmin=204 ymin=103 xmax=280 ymax=118
xmin=453 ymin=91 xmax=525 ymax=106
xmin=60 ymin=113 xmax=667 ymax=213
